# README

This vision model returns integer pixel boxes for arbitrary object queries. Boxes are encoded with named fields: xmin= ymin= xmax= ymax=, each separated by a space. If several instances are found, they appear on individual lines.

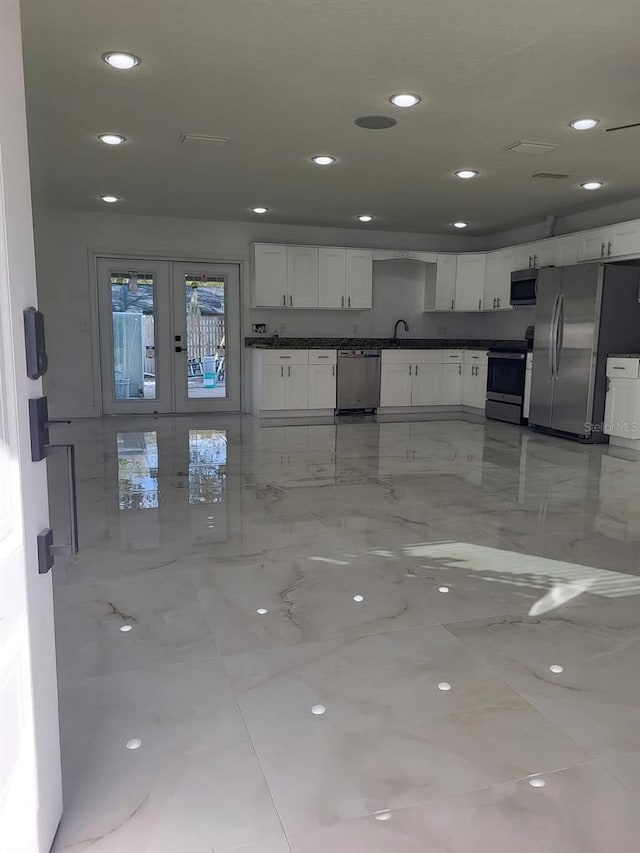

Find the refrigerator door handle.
xmin=555 ymin=294 xmax=565 ymax=378
xmin=549 ymin=294 xmax=560 ymax=379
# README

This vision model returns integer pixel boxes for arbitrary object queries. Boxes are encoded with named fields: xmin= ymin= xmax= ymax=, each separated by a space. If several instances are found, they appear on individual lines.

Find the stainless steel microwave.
xmin=510 ymin=267 xmax=541 ymax=306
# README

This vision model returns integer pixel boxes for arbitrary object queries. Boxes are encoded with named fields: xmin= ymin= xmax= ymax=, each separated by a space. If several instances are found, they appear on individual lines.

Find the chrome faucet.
xmin=393 ymin=319 xmax=409 ymax=341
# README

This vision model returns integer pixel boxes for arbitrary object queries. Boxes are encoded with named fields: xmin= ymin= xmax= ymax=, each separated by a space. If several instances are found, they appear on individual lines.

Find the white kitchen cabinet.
xmin=554 ymin=234 xmax=579 ymax=266
xmin=318 ymin=247 xmax=346 ymax=308
xmin=435 ymin=255 xmax=457 ymax=310
xmin=441 ymin=361 xmax=464 ymax=404
xmin=346 ymin=249 xmax=373 ymax=308
xmin=455 ymin=253 xmax=487 ymax=311
xmin=260 ymin=363 xmax=286 ymax=409
xmin=253 ymin=243 xmax=288 ymax=307
xmin=484 ymin=249 xmax=513 ymax=311
xmin=604 ymin=357 xmax=640 ymax=447
xmin=287 ymin=246 xmax=318 ymax=308
xmin=285 ymin=364 xmax=309 ymax=409
xmin=526 ymin=240 xmax=556 ymax=268
xmin=577 ymin=228 xmax=613 ymax=262
xmin=608 ymin=221 xmax=640 ymax=258
xmin=411 ymin=363 xmax=443 ymax=405
xmin=462 ymin=351 xmax=488 ymax=410
xmin=308 ymin=364 xmax=336 ymax=409
xmin=380 ymin=362 xmax=413 ymax=407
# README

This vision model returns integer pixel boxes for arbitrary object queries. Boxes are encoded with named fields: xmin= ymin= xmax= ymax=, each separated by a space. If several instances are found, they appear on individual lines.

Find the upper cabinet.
xmin=253 ymin=243 xmax=372 ymax=309
xmin=454 ymin=253 xmax=486 ymax=311
xmin=253 ymin=243 xmax=288 ymax=307
xmin=434 ymin=254 xmax=457 ymax=310
xmin=577 ymin=222 xmax=640 ymax=261
xmin=484 ymin=249 xmax=514 ymax=310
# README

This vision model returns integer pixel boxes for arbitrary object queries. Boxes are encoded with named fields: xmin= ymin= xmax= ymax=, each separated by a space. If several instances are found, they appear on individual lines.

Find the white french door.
xmin=98 ymin=258 xmax=241 ymax=414
xmin=1 ymin=1 xmax=62 ymax=848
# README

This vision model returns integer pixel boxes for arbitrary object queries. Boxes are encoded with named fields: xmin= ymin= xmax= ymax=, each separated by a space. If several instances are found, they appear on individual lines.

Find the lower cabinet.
xmin=379 ymin=362 xmax=413 ymax=407
xmin=441 ymin=361 xmax=464 ymax=405
xmin=462 ymin=351 xmax=488 ymax=410
xmin=380 ymin=350 xmax=481 ymax=409
xmin=253 ymin=349 xmax=336 ymax=414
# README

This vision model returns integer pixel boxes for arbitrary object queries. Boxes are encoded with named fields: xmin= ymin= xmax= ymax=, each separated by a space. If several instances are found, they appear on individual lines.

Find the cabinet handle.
xmin=283 ymin=294 xmax=286 ymax=306
xmin=415 ymin=364 xmax=419 ymax=375
xmin=317 ymin=355 xmax=329 ymax=359
xmin=341 ymin=296 xmax=344 ymax=307
xmin=606 ymin=377 xmax=611 ymax=391
xmin=528 ymin=255 xmax=532 ymax=268
xmin=478 ymin=298 xmax=482 ymax=310
xmin=533 ymin=255 xmax=538 ymax=267
xmin=608 ymin=241 xmax=613 ymax=256
xmin=348 ymin=296 xmax=351 ymax=307
xmin=492 ymin=298 xmax=496 ymax=308
xmin=409 ymin=365 xmax=412 ymax=376
xmin=452 ymin=298 xmax=455 ymax=310
xmin=497 ymin=297 xmax=501 ymax=308
xmin=332 ymin=365 xmax=335 ymax=377
xmin=458 ymin=364 xmax=462 ymax=375
xmin=600 ymin=242 xmax=606 ymax=257
xmin=281 ymin=366 xmax=284 ymax=377
xmin=289 ymin=295 xmax=293 ymax=307
xmin=288 ymin=365 xmax=291 ymax=377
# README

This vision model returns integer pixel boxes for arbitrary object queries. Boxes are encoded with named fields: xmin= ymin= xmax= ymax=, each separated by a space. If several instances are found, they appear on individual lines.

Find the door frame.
xmin=90 ymin=251 xmax=246 ymax=416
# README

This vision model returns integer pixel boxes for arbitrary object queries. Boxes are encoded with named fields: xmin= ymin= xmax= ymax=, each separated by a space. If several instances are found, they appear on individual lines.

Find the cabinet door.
xmin=260 ymin=363 xmax=286 ymax=409
xmin=523 ymin=365 xmax=532 ymax=419
xmin=455 ymin=253 xmax=487 ymax=311
xmin=318 ymin=247 xmax=346 ymax=308
xmin=441 ymin=362 xmax=463 ymax=404
xmin=554 ymin=235 xmax=579 ymax=267
xmin=462 ymin=363 xmax=476 ymax=407
xmin=484 ymin=250 xmax=513 ymax=311
xmin=284 ymin=364 xmax=309 ymax=409
xmin=380 ymin=363 xmax=413 ymax=407
xmin=435 ymin=255 xmax=457 ymax=310
xmin=254 ymin=244 xmax=288 ymax=307
xmin=528 ymin=240 xmax=556 ymax=268
xmin=346 ymin=249 xmax=373 ymax=308
xmin=609 ymin=222 xmax=640 ymax=258
xmin=604 ymin=378 xmax=639 ymax=438
xmin=474 ymin=365 xmax=488 ymax=410
xmin=577 ymin=229 xmax=610 ymax=262
xmin=287 ymin=246 xmax=318 ymax=308
xmin=308 ymin=364 xmax=336 ymax=409
xmin=411 ymin=363 xmax=443 ymax=405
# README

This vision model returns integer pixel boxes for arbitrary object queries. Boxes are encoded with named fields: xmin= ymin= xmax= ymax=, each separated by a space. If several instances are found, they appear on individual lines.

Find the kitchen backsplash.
xmin=248 ymin=258 xmax=535 ymax=341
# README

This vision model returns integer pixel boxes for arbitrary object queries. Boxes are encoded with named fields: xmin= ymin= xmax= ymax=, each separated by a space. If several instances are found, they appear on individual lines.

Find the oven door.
xmin=487 ymin=352 xmax=526 ymax=404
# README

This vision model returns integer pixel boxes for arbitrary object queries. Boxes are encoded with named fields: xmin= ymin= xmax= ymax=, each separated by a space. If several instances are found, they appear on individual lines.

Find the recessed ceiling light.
xmin=389 ymin=93 xmax=422 ymax=108
xmin=125 ymin=738 xmax=142 ymax=750
xmin=98 ymin=133 xmax=126 ymax=145
xmin=374 ymin=811 xmax=393 ymax=821
xmin=102 ymin=52 xmax=141 ymax=70
xmin=452 ymin=221 xmax=468 ymax=229
xmin=581 ymin=181 xmax=603 ymax=190
xmin=119 ymin=624 xmax=133 ymax=632
xmin=438 ymin=586 xmax=450 ymax=593
xmin=437 ymin=681 xmax=452 ymax=691
xmin=251 ymin=207 xmax=269 ymax=214
xmin=311 ymin=155 xmax=336 ymax=166
xmin=549 ymin=664 xmax=564 ymax=674
xmin=256 ymin=608 xmax=268 ymax=615
xmin=455 ymin=169 xmax=479 ymax=180
xmin=570 ymin=118 xmax=599 ymax=131
xmin=100 ymin=195 xmax=120 ymax=204
xmin=528 ymin=777 xmax=546 ymax=788
xmin=357 ymin=215 xmax=374 ymax=223
xmin=352 ymin=594 xmax=364 ymax=602
xmin=311 ymin=704 xmax=326 ymax=715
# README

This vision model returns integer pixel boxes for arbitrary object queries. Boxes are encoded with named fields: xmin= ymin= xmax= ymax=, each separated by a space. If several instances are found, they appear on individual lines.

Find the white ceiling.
xmin=20 ymin=0 xmax=640 ymax=235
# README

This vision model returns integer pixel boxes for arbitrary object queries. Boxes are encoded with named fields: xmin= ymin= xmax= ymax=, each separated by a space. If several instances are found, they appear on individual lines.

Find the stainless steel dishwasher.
xmin=336 ymin=350 xmax=381 ymax=412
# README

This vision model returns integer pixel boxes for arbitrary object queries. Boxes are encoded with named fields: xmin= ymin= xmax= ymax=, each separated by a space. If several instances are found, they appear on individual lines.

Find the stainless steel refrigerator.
xmin=529 ymin=263 xmax=640 ymax=441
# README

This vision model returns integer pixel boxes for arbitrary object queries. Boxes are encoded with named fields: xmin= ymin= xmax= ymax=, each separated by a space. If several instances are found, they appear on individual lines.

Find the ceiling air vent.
xmin=179 ymin=133 xmax=228 ymax=147
xmin=532 ymin=172 xmax=569 ymax=180
xmin=506 ymin=140 xmax=558 ymax=155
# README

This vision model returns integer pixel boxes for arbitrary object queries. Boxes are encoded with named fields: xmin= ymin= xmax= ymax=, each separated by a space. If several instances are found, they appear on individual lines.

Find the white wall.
xmin=33 ymin=208 xmax=488 ymax=418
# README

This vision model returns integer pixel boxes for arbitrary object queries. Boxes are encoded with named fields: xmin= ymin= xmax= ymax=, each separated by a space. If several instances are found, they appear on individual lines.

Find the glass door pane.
xmin=184 ymin=274 xmax=227 ymax=400
xmin=172 ymin=261 xmax=241 ymax=412
xmin=98 ymin=258 xmax=172 ymax=414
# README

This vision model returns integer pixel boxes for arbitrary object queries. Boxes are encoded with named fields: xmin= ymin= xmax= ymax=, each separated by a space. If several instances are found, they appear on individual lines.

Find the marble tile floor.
xmin=48 ymin=414 xmax=640 ymax=851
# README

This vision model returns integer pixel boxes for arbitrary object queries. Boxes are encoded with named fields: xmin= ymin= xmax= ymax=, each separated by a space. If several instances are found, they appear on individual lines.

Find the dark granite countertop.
xmin=245 ymin=336 xmax=529 ymax=352
xmin=608 ymin=353 xmax=640 ymax=358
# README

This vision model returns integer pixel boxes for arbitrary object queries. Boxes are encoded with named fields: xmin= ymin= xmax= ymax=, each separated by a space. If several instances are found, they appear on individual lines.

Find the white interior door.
xmin=172 ymin=262 xmax=241 ymax=412
xmin=0 ymin=1 xmax=62 ymax=848
xmin=98 ymin=258 xmax=173 ymax=414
